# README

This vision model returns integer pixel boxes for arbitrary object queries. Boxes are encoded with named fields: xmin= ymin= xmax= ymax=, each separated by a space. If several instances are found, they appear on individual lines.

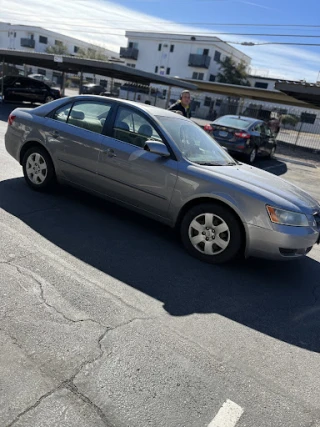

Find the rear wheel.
xmin=45 ymin=95 xmax=54 ymax=103
xmin=22 ymin=146 xmax=55 ymax=191
xmin=180 ymin=203 xmax=243 ymax=264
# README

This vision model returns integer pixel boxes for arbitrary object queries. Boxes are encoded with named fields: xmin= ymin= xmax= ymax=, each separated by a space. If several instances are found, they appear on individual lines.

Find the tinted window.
xmin=52 ymin=103 xmax=72 ymax=123
xmin=13 ymin=78 xmax=29 ymax=88
xmin=67 ymin=101 xmax=112 ymax=134
xmin=214 ymin=116 xmax=252 ymax=129
xmin=113 ymin=107 xmax=162 ymax=148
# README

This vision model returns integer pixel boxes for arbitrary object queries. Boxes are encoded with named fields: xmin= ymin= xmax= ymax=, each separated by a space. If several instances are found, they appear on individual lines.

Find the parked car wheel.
xmin=45 ymin=95 xmax=54 ymax=103
xmin=22 ymin=146 xmax=55 ymax=191
xmin=180 ymin=203 xmax=243 ymax=264
xmin=267 ymin=145 xmax=276 ymax=158
xmin=248 ymin=147 xmax=257 ymax=164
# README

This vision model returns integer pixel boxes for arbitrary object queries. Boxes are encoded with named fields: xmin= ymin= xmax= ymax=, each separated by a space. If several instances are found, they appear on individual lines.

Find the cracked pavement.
xmin=1 ymin=108 xmax=320 ymax=426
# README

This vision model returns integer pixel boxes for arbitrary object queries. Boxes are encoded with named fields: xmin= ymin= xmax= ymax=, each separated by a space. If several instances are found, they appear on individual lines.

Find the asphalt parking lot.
xmin=0 ymin=102 xmax=320 ymax=427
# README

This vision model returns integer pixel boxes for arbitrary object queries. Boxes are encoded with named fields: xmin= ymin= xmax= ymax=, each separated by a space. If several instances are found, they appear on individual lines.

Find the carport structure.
xmin=0 ymin=49 xmax=197 ymax=105
xmin=182 ymin=79 xmax=318 ymax=109
xmin=275 ymin=81 xmax=320 ymax=109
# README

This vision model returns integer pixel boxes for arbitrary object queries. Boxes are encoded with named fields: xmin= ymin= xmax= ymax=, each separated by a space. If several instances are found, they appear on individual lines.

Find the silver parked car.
xmin=5 ymin=96 xmax=320 ymax=263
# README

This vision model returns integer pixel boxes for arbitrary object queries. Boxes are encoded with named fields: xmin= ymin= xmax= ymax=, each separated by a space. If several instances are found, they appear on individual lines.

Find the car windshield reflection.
xmin=157 ymin=116 xmax=236 ymax=166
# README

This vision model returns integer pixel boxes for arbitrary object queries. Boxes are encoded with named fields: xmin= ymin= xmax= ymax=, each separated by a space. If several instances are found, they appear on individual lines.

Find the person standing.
xmin=168 ymin=90 xmax=192 ymax=118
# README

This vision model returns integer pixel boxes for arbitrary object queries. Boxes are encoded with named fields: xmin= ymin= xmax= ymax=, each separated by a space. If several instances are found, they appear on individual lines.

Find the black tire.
xmin=266 ymin=144 xmax=276 ymax=159
xmin=180 ymin=203 xmax=243 ymax=264
xmin=22 ymin=146 xmax=56 ymax=192
xmin=247 ymin=147 xmax=257 ymax=164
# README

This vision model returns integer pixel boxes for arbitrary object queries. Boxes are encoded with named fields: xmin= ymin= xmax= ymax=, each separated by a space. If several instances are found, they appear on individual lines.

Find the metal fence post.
xmin=294 ymin=121 xmax=303 ymax=150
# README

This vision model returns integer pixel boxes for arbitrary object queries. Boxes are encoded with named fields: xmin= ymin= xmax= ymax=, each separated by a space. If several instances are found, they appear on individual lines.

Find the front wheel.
xmin=180 ymin=203 xmax=243 ymax=264
xmin=247 ymin=147 xmax=257 ymax=164
xmin=22 ymin=146 xmax=55 ymax=191
xmin=267 ymin=145 xmax=276 ymax=158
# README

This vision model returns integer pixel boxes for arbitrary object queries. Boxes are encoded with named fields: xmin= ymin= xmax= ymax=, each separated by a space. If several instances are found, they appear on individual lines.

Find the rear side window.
xmin=67 ymin=101 xmax=112 ymax=134
xmin=52 ymin=103 xmax=73 ymax=123
xmin=214 ymin=116 xmax=251 ymax=129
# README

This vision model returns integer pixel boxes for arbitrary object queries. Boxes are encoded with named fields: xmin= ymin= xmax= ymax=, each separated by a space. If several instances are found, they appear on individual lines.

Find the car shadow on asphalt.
xmin=1 ymin=177 xmax=319 ymax=352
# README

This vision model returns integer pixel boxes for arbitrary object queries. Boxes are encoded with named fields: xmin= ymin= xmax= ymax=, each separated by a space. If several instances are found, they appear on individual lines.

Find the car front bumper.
xmin=245 ymin=222 xmax=319 ymax=260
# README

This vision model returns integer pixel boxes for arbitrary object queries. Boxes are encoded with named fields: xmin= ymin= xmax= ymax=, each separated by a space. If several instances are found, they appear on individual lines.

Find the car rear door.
xmin=28 ymin=80 xmax=48 ymax=102
xmin=6 ymin=77 xmax=29 ymax=101
xmin=46 ymin=99 xmax=114 ymax=189
xmin=96 ymin=105 xmax=178 ymax=219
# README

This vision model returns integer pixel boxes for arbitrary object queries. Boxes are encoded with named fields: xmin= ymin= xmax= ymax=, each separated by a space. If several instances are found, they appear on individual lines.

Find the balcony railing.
xmin=20 ymin=38 xmax=35 ymax=48
xmin=188 ymin=54 xmax=211 ymax=69
xmin=120 ymin=47 xmax=139 ymax=60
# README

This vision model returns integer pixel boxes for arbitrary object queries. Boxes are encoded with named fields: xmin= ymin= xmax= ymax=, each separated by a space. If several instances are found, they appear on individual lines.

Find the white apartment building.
xmin=120 ymin=31 xmax=251 ymax=82
xmin=0 ymin=22 xmax=118 ymax=83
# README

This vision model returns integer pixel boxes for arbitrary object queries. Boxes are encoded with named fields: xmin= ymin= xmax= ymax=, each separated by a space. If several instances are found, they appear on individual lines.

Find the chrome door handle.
xmin=50 ymin=130 xmax=59 ymax=138
xmin=103 ymin=148 xmax=117 ymax=158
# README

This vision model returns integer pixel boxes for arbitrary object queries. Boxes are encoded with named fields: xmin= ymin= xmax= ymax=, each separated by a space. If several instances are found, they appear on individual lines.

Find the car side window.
xmin=113 ymin=106 xmax=163 ymax=148
xmin=13 ymin=79 xmax=27 ymax=88
xmin=52 ymin=103 xmax=73 ymax=123
xmin=67 ymin=101 xmax=112 ymax=134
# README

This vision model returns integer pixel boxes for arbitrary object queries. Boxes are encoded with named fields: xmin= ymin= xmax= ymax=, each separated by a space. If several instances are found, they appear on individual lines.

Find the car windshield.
xmin=214 ymin=116 xmax=252 ymax=129
xmin=157 ymin=116 xmax=236 ymax=166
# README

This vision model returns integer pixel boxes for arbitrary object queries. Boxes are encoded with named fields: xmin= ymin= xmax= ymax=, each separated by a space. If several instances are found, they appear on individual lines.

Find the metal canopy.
xmin=0 ymin=49 xmax=197 ymax=90
xmin=275 ymin=81 xmax=320 ymax=109
xmin=182 ymin=79 xmax=318 ymax=109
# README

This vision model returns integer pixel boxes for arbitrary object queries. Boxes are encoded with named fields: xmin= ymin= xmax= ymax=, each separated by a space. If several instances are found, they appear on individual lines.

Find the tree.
xmin=45 ymin=43 xmax=69 ymax=55
xmin=217 ymin=56 xmax=251 ymax=86
xmin=77 ymin=48 xmax=107 ymax=61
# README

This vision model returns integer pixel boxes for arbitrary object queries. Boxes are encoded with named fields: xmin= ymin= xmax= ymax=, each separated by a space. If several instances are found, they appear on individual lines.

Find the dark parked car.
xmin=0 ymin=76 xmax=60 ymax=104
xmin=81 ymin=83 xmax=106 ymax=95
xmin=204 ymin=115 xmax=277 ymax=163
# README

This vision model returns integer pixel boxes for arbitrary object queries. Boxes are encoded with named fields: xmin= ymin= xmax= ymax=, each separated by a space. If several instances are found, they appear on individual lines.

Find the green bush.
xmin=281 ymin=114 xmax=300 ymax=127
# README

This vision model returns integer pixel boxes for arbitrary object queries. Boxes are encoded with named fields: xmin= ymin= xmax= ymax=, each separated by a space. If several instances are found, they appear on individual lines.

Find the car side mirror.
xmin=144 ymin=141 xmax=170 ymax=157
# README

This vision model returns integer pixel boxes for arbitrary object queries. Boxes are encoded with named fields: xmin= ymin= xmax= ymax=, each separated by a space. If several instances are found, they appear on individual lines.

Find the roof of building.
xmin=0 ymin=49 xmax=197 ymax=89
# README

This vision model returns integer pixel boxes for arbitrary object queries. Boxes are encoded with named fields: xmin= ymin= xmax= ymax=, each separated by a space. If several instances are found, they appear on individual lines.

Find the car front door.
xmin=47 ymin=99 xmax=114 ymax=189
xmin=96 ymin=105 xmax=178 ymax=220
xmin=28 ymin=80 xmax=47 ymax=102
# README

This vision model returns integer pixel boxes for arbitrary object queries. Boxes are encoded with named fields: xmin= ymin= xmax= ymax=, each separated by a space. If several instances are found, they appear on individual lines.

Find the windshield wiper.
xmin=196 ymin=161 xmax=236 ymax=166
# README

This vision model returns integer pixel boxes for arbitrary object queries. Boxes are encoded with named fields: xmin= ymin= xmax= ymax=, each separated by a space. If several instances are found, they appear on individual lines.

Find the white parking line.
xmin=208 ymin=399 xmax=244 ymax=427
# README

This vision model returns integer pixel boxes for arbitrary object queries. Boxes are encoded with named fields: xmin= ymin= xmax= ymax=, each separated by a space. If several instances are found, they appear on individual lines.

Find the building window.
xmin=203 ymin=49 xmax=209 ymax=56
xmin=300 ymin=112 xmax=316 ymax=124
xmin=126 ymin=63 xmax=136 ymax=68
xmin=55 ymin=40 xmax=63 ymax=46
xmin=166 ymin=67 xmax=170 ymax=75
xmin=204 ymin=97 xmax=212 ymax=107
xmin=155 ymin=66 xmax=158 ymax=73
xmin=38 ymin=69 xmax=46 ymax=75
xmin=74 ymin=46 xmax=79 ymax=53
xmin=254 ymin=82 xmax=268 ymax=89
xmin=39 ymin=35 xmax=48 ymax=44
xmin=128 ymin=42 xmax=138 ymax=49
xmin=192 ymin=72 xmax=204 ymax=80
xmin=30 ymin=34 xmax=34 ymax=40
xmin=14 ymin=32 xmax=16 ymax=38
xmin=209 ymin=74 xmax=216 ymax=82
xmin=158 ymin=43 xmax=162 ymax=51
xmin=214 ymin=51 xmax=221 ymax=62
xmin=170 ymin=44 xmax=174 ymax=52
xmin=163 ymin=89 xmax=167 ymax=96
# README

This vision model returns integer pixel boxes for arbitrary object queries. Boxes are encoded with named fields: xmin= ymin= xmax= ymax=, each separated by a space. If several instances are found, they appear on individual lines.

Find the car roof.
xmin=31 ymin=95 xmax=190 ymax=121
xmin=217 ymin=115 xmax=260 ymax=124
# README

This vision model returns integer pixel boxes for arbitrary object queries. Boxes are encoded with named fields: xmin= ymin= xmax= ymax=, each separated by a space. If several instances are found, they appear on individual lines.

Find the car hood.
xmin=200 ymin=162 xmax=319 ymax=212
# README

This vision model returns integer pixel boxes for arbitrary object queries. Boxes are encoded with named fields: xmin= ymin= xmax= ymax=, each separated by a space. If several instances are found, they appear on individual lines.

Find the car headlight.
xmin=266 ymin=206 xmax=309 ymax=227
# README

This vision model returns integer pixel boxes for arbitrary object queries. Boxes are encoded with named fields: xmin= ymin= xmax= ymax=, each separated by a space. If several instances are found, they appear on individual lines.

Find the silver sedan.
xmin=5 ymin=96 xmax=320 ymax=263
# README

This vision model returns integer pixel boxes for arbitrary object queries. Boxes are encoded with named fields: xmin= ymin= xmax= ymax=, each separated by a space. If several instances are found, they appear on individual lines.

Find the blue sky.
xmin=2 ymin=0 xmax=320 ymax=81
